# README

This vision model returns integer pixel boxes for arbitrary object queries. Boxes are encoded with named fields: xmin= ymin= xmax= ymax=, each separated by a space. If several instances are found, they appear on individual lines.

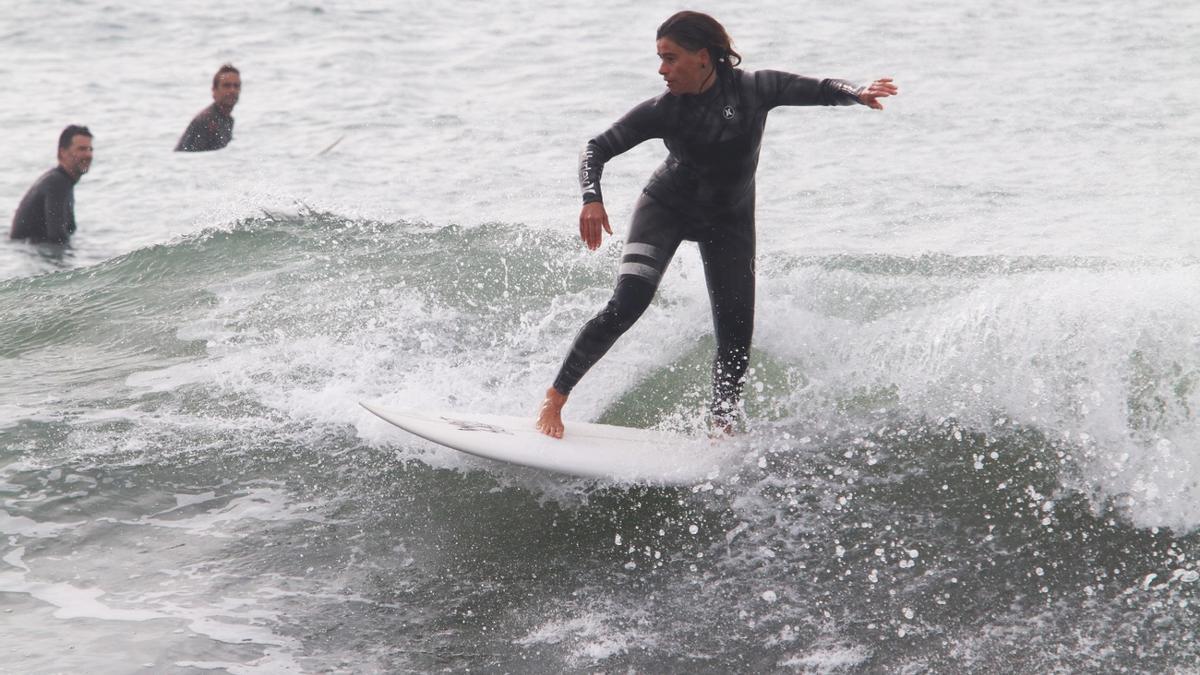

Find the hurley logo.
xmin=722 ymin=105 xmax=736 ymax=120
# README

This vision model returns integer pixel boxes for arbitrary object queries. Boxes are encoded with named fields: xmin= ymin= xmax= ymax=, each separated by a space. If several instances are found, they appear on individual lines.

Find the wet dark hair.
xmin=212 ymin=63 xmax=240 ymax=89
xmin=58 ymin=125 xmax=92 ymax=151
xmin=656 ymin=11 xmax=742 ymax=69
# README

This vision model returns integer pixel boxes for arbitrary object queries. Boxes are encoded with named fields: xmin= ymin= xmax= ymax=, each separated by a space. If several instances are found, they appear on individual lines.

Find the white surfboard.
xmin=360 ymin=402 xmax=733 ymax=485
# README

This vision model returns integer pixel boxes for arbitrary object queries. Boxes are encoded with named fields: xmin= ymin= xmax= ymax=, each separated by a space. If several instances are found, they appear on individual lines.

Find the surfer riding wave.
xmin=537 ymin=11 xmax=897 ymax=438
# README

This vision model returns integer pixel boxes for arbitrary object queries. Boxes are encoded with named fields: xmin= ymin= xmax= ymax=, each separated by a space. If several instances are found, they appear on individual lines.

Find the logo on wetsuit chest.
xmin=722 ymin=105 xmax=736 ymax=120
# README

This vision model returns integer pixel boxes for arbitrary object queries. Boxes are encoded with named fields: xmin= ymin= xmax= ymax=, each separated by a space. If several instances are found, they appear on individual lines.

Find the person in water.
xmin=536 ymin=11 xmax=898 ymax=438
xmin=10 ymin=125 xmax=94 ymax=244
xmin=175 ymin=63 xmax=241 ymax=152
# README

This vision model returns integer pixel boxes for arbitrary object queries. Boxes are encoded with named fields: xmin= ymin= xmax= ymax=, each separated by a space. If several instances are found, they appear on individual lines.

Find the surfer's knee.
xmin=601 ymin=276 xmax=657 ymax=329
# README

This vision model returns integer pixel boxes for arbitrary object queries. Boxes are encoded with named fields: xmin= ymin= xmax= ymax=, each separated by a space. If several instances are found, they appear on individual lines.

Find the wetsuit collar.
xmin=690 ymin=70 xmax=724 ymax=102
xmin=55 ymin=165 xmax=81 ymax=184
xmin=694 ymin=61 xmax=718 ymax=93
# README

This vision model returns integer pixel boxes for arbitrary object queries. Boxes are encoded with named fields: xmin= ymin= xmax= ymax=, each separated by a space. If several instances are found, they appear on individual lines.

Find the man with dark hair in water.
xmin=175 ymin=63 xmax=241 ymax=152
xmin=10 ymin=125 xmax=94 ymax=244
xmin=536 ymin=11 xmax=897 ymax=437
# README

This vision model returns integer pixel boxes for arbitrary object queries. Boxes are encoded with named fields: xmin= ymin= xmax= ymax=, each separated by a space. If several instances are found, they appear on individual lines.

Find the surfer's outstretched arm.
xmin=536 ymin=387 xmax=568 ymax=439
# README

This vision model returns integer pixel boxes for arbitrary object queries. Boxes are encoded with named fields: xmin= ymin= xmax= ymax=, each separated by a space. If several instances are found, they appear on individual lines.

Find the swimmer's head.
xmin=57 ymin=125 xmax=93 ymax=179
xmin=211 ymin=63 xmax=241 ymax=112
xmin=655 ymin=11 xmax=741 ymax=95
xmin=657 ymin=12 xmax=741 ymax=70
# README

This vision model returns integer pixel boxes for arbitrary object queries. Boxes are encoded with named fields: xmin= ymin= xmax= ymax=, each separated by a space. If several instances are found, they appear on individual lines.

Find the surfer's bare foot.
xmin=709 ymin=413 xmax=738 ymax=439
xmin=536 ymin=387 xmax=568 ymax=439
xmin=709 ymin=420 xmax=735 ymax=439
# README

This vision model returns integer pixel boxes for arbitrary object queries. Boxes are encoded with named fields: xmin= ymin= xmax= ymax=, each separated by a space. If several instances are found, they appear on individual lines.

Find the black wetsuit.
xmin=175 ymin=103 xmax=234 ymax=152
xmin=9 ymin=167 xmax=78 ymax=244
xmin=553 ymin=67 xmax=863 ymax=420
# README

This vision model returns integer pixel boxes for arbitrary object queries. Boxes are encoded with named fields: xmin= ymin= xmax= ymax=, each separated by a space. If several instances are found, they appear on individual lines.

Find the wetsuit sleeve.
xmin=42 ymin=178 xmax=73 ymax=243
xmin=175 ymin=114 xmax=211 ymax=152
xmin=176 ymin=119 xmax=196 ymax=151
xmin=756 ymin=70 xmax=864 ymax=109
xmin=579 ymin=99 xmax=662 ymax=204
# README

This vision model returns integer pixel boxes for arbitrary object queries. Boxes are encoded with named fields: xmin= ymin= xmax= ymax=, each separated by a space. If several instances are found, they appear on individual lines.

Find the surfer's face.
xmin=212 ymin=72 xmax=241 ymax=111
xmin=657 ymin=37 xmax=712 ymax=95
xmin=58 ymin=133 xmax=93 ymax=178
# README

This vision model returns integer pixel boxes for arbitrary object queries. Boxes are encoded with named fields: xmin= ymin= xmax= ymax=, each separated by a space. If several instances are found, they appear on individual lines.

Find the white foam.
xmin=759 ymin=261 xmax=1200 ymax=530
xmin=0 ymin=510 xmax=86 ymax=539
xmin=779 ymin=644 xmax=870 ymax=672
xmin=517 ymin=611 xmax=650 ymax=666
xmin=0 ymin=404 xmax=34 ymax=430
xmin=119 ymin=485 xmax=329 ymax=536
xmin=174 ymin=657 xmax=307 ymax=675
xmin=0 ymin=549 xmax=307 ymax=672
xmin=0 ymin=549 xmax=166 ymax=622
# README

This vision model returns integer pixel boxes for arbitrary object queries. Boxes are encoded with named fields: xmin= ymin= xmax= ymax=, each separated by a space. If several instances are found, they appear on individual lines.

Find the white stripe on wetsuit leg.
xmin=618 ymin=262 xmax=661 ymax=285
xmin=622 ymin=242 xmax=659 ymax=260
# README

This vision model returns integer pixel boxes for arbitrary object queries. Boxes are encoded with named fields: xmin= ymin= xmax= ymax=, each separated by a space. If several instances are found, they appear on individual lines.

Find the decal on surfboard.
xmin=440 ymin=417 xmax=512 ymax=435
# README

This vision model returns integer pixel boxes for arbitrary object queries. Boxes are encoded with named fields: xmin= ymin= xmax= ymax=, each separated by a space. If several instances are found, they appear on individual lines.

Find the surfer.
xmin=536 ymin=11 xmax=897 ymax=438
xmin=9 ymin=125 xmax=94 ymax=244
xmin=175 ymin=64 xmax=240 ymax=152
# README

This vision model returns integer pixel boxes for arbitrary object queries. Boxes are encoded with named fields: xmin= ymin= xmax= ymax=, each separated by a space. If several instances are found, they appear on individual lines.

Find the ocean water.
xmin=2 ymin=0 xmax=1199 ymax=672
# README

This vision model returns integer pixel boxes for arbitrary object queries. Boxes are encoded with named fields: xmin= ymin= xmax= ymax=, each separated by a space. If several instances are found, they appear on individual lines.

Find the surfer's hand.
xmin=579 ymin=202 xmax=612 ymax=251
xmin=858 ymin=77 xmax=898 ymax=110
